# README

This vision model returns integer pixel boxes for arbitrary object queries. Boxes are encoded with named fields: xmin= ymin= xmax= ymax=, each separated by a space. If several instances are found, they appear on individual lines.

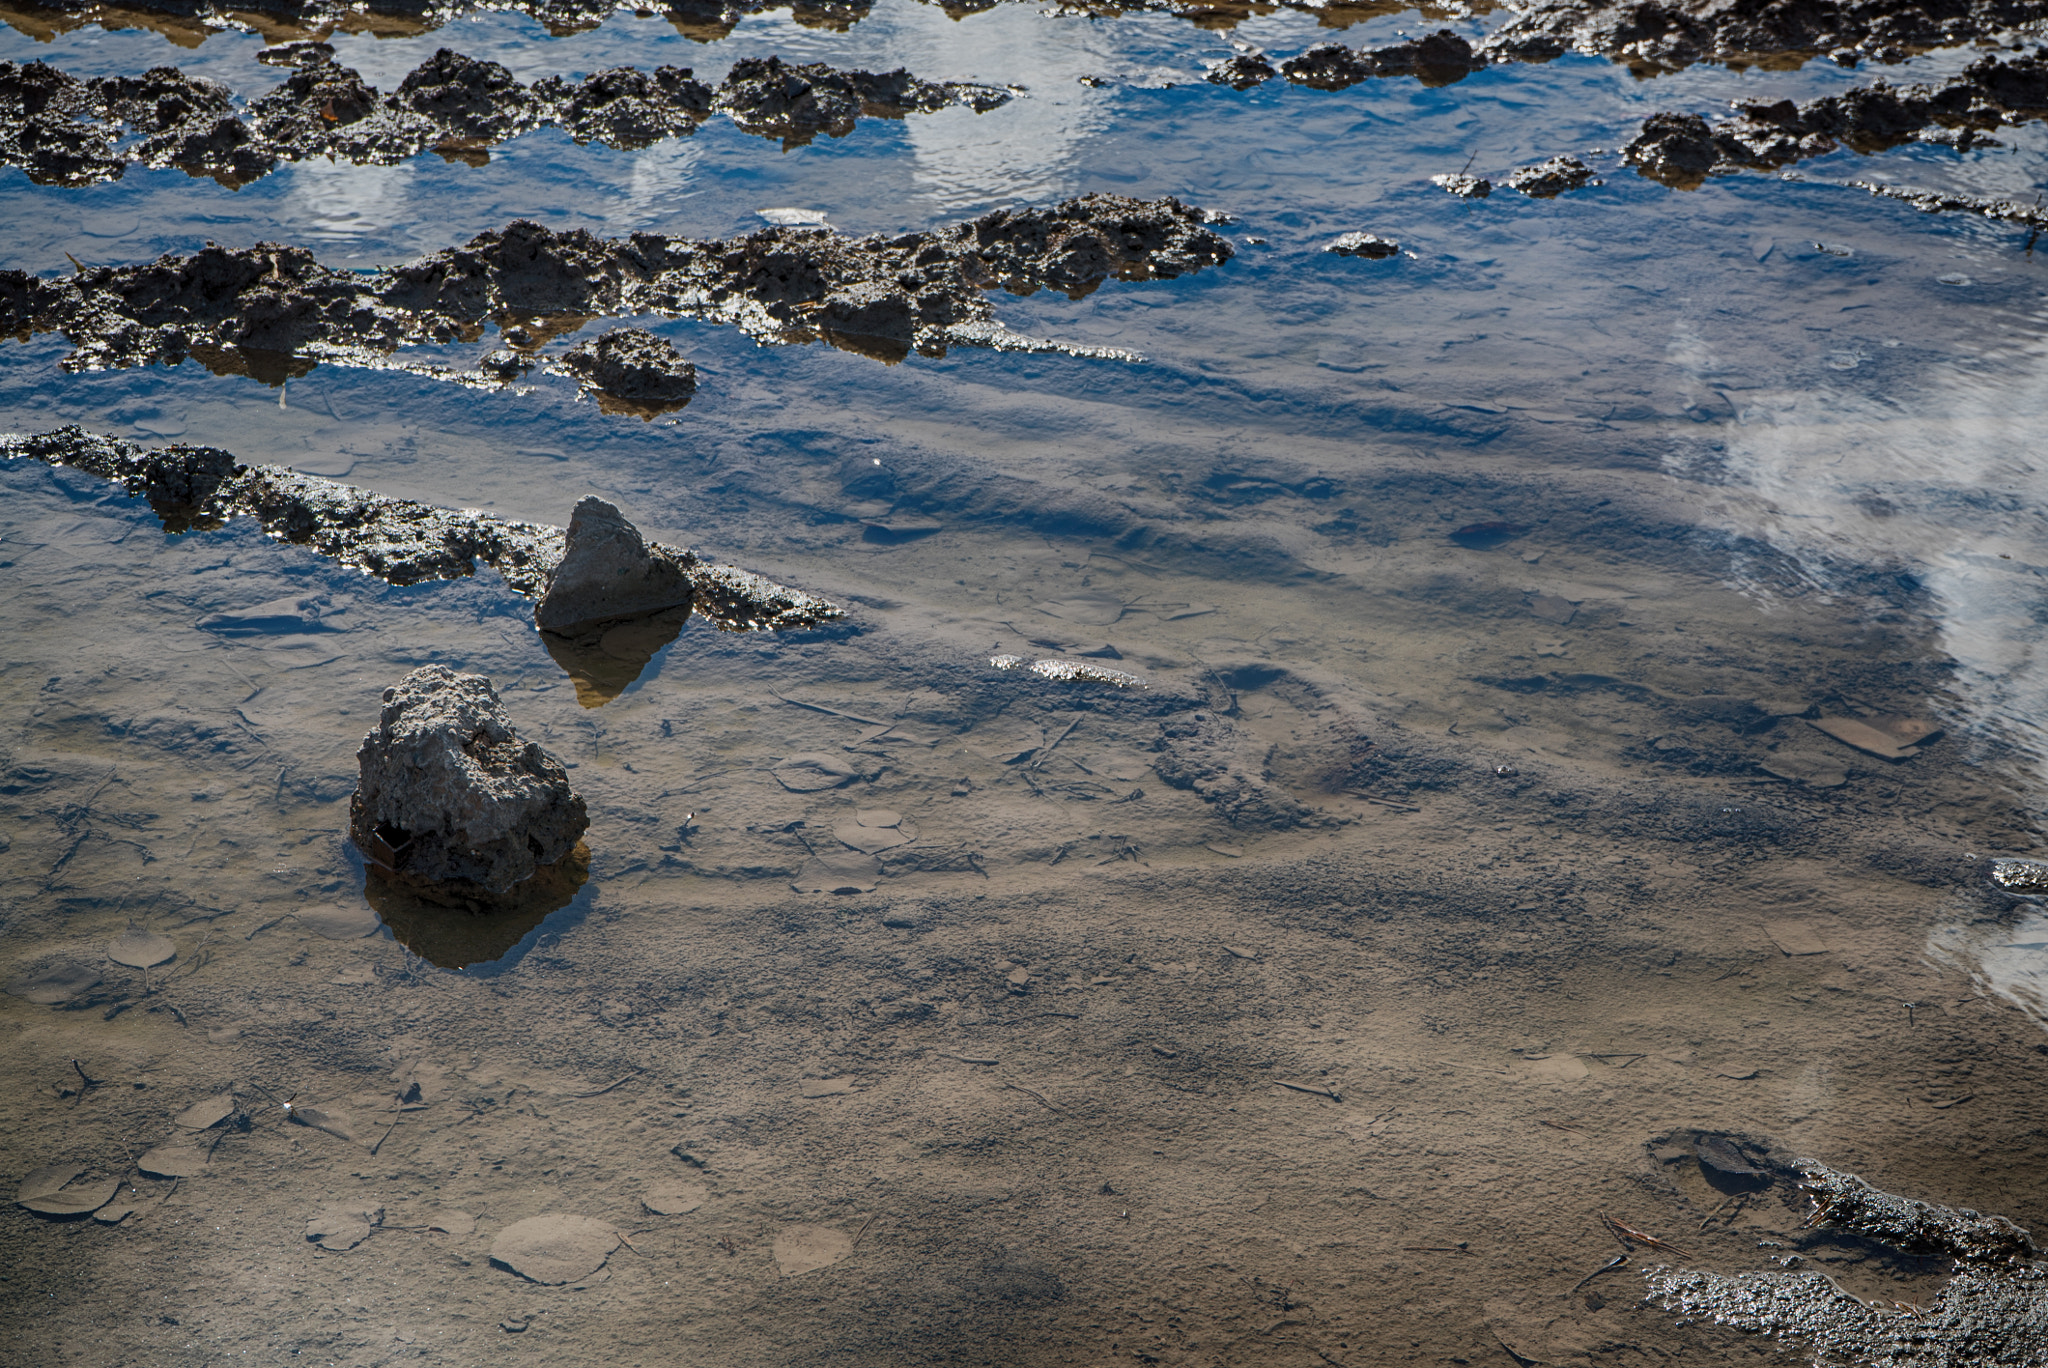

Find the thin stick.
xmin=1276 ymin=1080 xmax=1342 ymax=1102
xmin=568 ymin=1070 xmax=641 ymax=1099
xmin=1030 ymin=716 xmax=1083 ymax=770
xmin=1004 ymin=1082 xmax=1063 ymax=1112
xmin=773 ymin=694 xmax=889 ymax=727
xmin=1567 ymin=1254 xmax=1627 ymax=1294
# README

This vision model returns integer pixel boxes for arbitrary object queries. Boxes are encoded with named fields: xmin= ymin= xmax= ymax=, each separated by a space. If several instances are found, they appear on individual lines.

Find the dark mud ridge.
xmin=0 ymin=51 xmax=1008 ymax=190
xmin=0 ymin=425 xmax=842 ymax=633
xmin=1622 ymin=51 xmax=2048 ymax=188
xmin=1650 ymin=1160 xmax=2048 ymax=1365
xmin=0 ymin=194 xmax=1230 ymax=376
xmin=1486 ymin=0 xmax=2047 ymax=74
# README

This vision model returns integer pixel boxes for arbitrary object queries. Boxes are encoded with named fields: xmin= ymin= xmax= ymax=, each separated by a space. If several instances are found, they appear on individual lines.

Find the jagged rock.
xmin=1326 ymin=232 xmax=1400 ymax=259
xmin=1205 ymin=54 xmax=1275 ymax=90
xmin=1505 ymin=154 xmax=1602 ymax=197
xmin=1152 ymin=709 xmax=1313 ymax=830
xmin=535 ymin=496 xmax=696 ymax=632
xmin=550 ymin=329 xmax=697 ymax=416
xmin=350 ymin=665 xmax=588 ymax=895
xmin=1431 ymin=172 xmax=1493 ymax=199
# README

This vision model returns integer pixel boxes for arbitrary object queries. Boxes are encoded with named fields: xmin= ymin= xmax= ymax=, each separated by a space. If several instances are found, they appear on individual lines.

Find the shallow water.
xmin=4 ymin=2 xmax=2048 ymax=1365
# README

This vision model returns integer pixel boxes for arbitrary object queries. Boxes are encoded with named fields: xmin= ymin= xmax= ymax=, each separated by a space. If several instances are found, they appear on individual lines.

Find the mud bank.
xmin=0 ymin=51 xmax=1007 ymax=190
xmin=1620 ymin=51 xmax=2048 ymax=188
xmin=0 ymin=195 xmax=1230 ymax=376
xmin=0 ymin=425 xmax=842 ymax=631
xmin=1649 ymin=1161 xmax=2048 ymax=1366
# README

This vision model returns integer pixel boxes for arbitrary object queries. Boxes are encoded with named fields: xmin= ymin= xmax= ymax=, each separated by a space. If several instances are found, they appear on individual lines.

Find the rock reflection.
xmin=363 ymin=840 xmax=590 ymax=969
xmin=540 ymin=606 xmax=691 ymax=707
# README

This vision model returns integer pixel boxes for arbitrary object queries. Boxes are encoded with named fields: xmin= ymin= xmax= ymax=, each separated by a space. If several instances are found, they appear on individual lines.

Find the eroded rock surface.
xmin=1647 ymin=1160 xmax=2048 ymax=1367
xmin=1 ymin=426 xmax=841 ymax=632
xmin=1326 ymin=232 xmax=1400 ymax=258
xmin=1505 ymin=153 xmax=1601 ymax=196
xmin=0 ymin=49 xmax=1003 ymax=188
xmin=1278 ymin=31 xmax=1485 ymax=89
xmin=351 ymin=666 xmax=589 ymax=895
xmin=0 ymin=195 xmax=1230 ymax=375
xmin=548 ymin=329 xmax=697 ymax=417
xmin=1622 ymin=52 xmax=2048 ymax=188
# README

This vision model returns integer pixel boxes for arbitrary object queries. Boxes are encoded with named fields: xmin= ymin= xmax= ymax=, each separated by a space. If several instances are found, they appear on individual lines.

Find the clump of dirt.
xmin=548 ymin=329 xmax=697 ymax=418
xmin=0 ymin=425 xmax=841 ymax=631
xmin=1482 ymin=0 xmax=2048 ymax=75
xmin=1621 ymin=51 xmax=2048 ymax=189
xmin=0 ymin=195 xmax=1231 ymax=375
xmin=1505 ymin=153 xmax=1601 ymax=197
xmin=0 ymin=49 xmax=1004 ymax=189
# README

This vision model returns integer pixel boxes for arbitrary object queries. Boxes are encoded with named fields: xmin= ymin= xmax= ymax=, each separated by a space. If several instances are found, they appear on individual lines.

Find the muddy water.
xmin=5 ymin=1 xmax=2048 ymax=1365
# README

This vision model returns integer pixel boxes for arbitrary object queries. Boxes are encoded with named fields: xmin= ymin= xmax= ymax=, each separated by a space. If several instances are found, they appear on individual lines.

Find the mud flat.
xmin=0 ymin=194 xmax=1232 ymax=379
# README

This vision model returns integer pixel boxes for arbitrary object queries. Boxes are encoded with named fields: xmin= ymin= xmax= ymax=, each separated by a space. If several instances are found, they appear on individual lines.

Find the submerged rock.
xmin=1647 ymin=1160 xmax=2048 ymax=1365
xmin=351 ymin=666 xmax=589 ymax=896
xmin=549 ymin=329 xmax=697 ymax=417
xmin=535 ymin=496 xmax=696 ymax=632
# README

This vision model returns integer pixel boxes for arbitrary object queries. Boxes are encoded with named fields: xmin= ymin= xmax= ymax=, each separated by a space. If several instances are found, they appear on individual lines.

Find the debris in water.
xmin=792 ymin=851 xmax=881 ymax=894
xmin=834 ymin=809 xmax=916 ymax=854
xmin=642 ymin=1184 xmax=706 ymax=1215
xmin=4 ymin=961 xmax=101 ymax=1004
xmin=352 ymin=665 xmax=589 ymax=898
xmin=293 ymin=903 xmax=381 ymax=939
xmin=172 ymin=1093 xmax=237 ymax=1129
xmin=136 ymin=1146 xmax=209 ymax=1179
xmin=989 ymin=655 xmax=1147 ymax=689
xmin=773 ymin=1223 xmax=856 ymax=1276
xmin=290 ymin=1105 xmax=361 ymax=1144
xmin=1764 ymin=920 xmax=1830 ymax=956
xmin=491 ymin=1214 xmax=621 ymax=1284
xmin=107 ymin=926 xmax=174 ymax=969
xmin=773 ymin=753 xmax=863 ymax=792
xmin=1806 ymin=716 xmax=1925 ymax=761
xmin=1036 ymin=592 xmax=1127 ymax=625
xmin=306 ymin=1206 xmax=381 ymax=1251
xmin=16 ymin=1164 xmax=118 ymax=1217
xmin=1326 ymin=232 xmax=1401 ymax=259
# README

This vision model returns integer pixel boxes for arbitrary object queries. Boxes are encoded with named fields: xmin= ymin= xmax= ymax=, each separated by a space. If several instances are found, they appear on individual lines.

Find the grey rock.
xmin=1327 ymin=232 xmax=1400 ymax=259
xmin=350 ymin=665 xmax=589 ymax=895
xmin=1505 ymin=154 xmax=1601 ymax=198
xmin=535 ymin=496 xmax=696 ymax=633
xmin=550 ymin=329 xmax=696 ymax=417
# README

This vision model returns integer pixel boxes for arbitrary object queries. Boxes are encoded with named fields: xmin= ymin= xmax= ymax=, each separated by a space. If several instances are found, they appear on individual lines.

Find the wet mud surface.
xmin=0 ymin=50 xmax=1008 ymax=190
xmin=0 ymin=194 xmax=1232 ymax=380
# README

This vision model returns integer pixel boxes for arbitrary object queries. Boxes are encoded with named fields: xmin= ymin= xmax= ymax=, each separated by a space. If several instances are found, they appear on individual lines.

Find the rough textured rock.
xmin=1152 ymin=709 xmax=1314 ymax=830
xmin=1646 ymin=1161 xmax=2048 ymax=1366
xmin=1505 ymin=154 xmax=1601 ymax=197
xmin=0 ymin=50 xmax=997 ymax=189
xmin=535 ymin=496 xmax=696 ymax=632
xmin=1279 ymin=32 xmax=1484 ymax=91
xmin=1432 ymin=172 xmax=1493 ymax=198
xmin=2 ymin=426 xmax=841 ymax=631
xmin=1482 ymin=0 xmax=2048 ymax=74
xmin=0 ymin=195 xmax=1230 ymax=376
xmin=1326 ymin=232 xmax=1400 ymax=259
xmin=549 ymin=328 xmax=696 ymax=416
xmin=1621 ymin=53 xmax=2048 ymax=189
xmin=1204 ymin=53 xmax=1276 ymax=90
xmin=351 ymin=666 xmax=589 ymax=895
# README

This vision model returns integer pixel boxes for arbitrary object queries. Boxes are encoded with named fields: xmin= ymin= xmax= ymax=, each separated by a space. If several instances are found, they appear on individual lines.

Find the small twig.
xmin=1537 ymin=1118 xmax=1583 ymax=1134
xmin=773 ymin=694 xmax=889 ymax=727
xmin=1567 ymin=1253 xmax=1627 ymax=1294
xmin=1276 ymin=1080 xmax=1342 ymax=1102
xmin=1004 ymin=1082 xmax=1063 ymax=1112
xmin=852 ymin=1213 xmax=879 ymax=1247
xmin=1030 ymin=716 xmax=1083 ymax=770
xmin=1491 ymin=1329 xmax=1539 ymax=1367
xmin=568 ymin=1070 xmax=642 ymax=1099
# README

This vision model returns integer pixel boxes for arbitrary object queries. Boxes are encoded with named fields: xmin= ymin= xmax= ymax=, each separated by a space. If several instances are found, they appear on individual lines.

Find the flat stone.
xmin=136 ymin=1146 xmax=210 ymax=1179
xmin=491 ymin=1214 xmax=619 ymax=1284
xmin=1764 ymin=920 xmax=1830 ymax=956
xmin=295 ymin=903 xmax=381 ymax=939
xmin=108 ymin=928 xmax=175 ymax=968
xmin=773 ymin=1223 xmax=855 ymax=1277
xmin=773 ymin=753 xmax=861 ymax=792
xmin=642 ymin=1183 xmax=706 ymax=1216
xmin=173 ymin=1093 xmax=237 ymax=1129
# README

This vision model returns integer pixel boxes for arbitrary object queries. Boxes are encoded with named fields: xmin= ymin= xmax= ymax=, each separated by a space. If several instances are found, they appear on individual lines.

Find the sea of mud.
xmin=0 ymin=194 xmax=1234 ymax=383
xmin=0 ymin=49 xmax=1009 ymax=190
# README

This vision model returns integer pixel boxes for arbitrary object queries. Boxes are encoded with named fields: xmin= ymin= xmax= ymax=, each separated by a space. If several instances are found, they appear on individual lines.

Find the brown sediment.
xmin=0 ymin=425 xmax=844 ymax=632
xmin=0 ymin=50 xmax=1007 ymax=190
xmin=0 ymin=195 xmax=1230 ymax=377
xmin=1647 ymin=1161 xmax=2048 ymax=1365
xmin=1620 ymin=51 xmax=2048 ymax=189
